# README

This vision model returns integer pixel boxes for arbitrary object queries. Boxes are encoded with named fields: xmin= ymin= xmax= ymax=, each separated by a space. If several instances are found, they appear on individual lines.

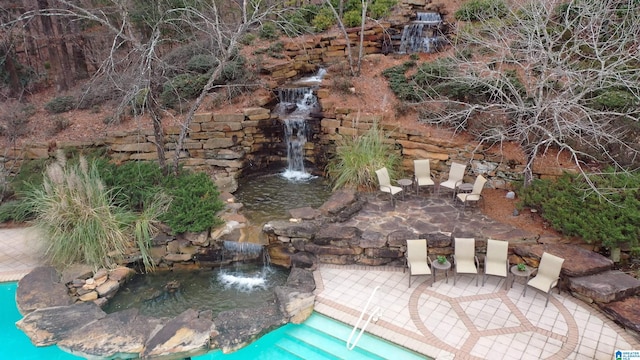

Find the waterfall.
xmin=275 ymin=68 xmax=326 ymax=181
xmin=398 ymin=12 xmax=444 ymax=54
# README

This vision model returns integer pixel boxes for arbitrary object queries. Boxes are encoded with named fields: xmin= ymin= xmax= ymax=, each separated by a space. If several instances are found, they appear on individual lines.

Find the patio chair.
xmin=452 ymin=237 xmax=479 ymax=286
xmin=456 ymin=175 xmax=488 ymax=210
xmin=405 ymin=239 xmax=432 ymax=287
xmin=526 ymin=252 xmax=564 ymax=307
xmin=375 ymin=167 xmax=403 ymax=207
xmin=414 ymin=159 xmax=435 ymax=195
xmin=438 ymin=162 xmax=467 ymax=198
xmin=483 ymin=239 xmax=509 ymax=288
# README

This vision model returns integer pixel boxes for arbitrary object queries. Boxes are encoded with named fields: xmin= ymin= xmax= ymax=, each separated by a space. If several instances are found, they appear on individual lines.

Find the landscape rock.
xmin=263 ymin=220 xmax=319 ymax=239
xmin=313 ymin=224 xmax=360 ymax=246
xmin=143 ymin=308 xmax=215 ymax=359
xmin=16 ymin=302 xmax=106 ymax=346
xmin=58 ymin=308 xmax=161 ymax=359
xmin=289 ymin=206 xmax=321 ymax=220
xmin=16 ymin=266 xmax=73 ymax=314
xmin=513 ymin=244 xmax=613 ymax=277
xmin=290 ymin=251 xmax=318 ymax=270
xmin=214 ymin=304 xmax=286 ymax=353
xmin=568 ymin=270 xmax=640 ymax=303
xmin=600 ymin=297 xmax=640 ymax=339
xmin=60 ymin=264 xmax=94 ymax=284
xmin=318 ymin=189 xmax=364 ymax=222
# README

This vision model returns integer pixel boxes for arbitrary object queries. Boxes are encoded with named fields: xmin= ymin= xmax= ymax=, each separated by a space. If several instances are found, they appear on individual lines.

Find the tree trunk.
xmin=37 ymin=0 xmax=68 ymax=91
xmin=2 ymin=43 xmax=21 ymax=97
xmin=149 ymin=105 xmax=167 ymax=173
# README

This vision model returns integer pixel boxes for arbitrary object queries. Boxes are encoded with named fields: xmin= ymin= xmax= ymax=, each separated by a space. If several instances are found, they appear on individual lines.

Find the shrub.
xmin=518 ymin=171 xmax=640 ymax=248
xmin=45 ymin=96 xmax=76 ymax=114
xmin=342 ymin=10 xmax=362 ymax=27
xmin=331 ymin=76 xmax=354 ymax=94
xmin=240 ymin=33 xmax=256 ymax=45
xmin=50 ymin=116 xmax=71 ymax=134
xmin=97 ymin=160 xmax=164 ymax=211
xmin=187 ymin=54 xmax=217 ymax=73
xmin=259 ymin=22 xmax=279 ymax=40
xmin=382 ymin=63 xmax=420 ymax=102
xmin=21 ymin=153 xmax=167 ymax=271
xmin=454 ymin=0 xmax=508 ymax=21
xmin=370 ymin=0 xmax=397 ymax=18
xmin=0 ymin=101 xmax=35 ymax=142
xmin=160 ymin=73 xmax=210 ymax=108
xmin=160 ymin=171 xmax=225 ymax=234
xmin=0 ymin=200 xmax=34 ymax=223
xmin=590 ymin=90 xmax=637 ymax=111
xmin=325 ymin=122 xmax=402 ymax=191
xmin=312 ymin=7 xmax=336 ymax=32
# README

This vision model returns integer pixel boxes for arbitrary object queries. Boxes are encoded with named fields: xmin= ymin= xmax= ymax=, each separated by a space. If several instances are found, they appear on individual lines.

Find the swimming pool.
xmin=3 ymin=281 xmax=427 ymax=359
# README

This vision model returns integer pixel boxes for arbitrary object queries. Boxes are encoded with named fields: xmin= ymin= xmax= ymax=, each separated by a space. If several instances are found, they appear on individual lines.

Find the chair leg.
xmin=475 ymin=273 xmax=479 ymax=286
xmin=545 ymin=292 xmax=550 ymax=307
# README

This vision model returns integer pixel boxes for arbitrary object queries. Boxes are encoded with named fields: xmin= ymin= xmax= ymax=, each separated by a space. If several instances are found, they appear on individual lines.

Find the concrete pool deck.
xmin=2 ymin=225 xmax=639 ymax=359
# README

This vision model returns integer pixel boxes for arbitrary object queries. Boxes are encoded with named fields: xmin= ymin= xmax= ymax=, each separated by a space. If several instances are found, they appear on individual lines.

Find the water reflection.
xmin=234 ymin=173 xmax=332 ymax=226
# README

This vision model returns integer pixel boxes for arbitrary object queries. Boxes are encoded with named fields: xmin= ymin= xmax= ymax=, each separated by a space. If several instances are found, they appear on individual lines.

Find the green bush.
xmin=454 ymin=0 xmax=508 ymax=21
xmin=187 ymin=54 xmax=217 ymax=73
xmin=51 ymin=116 xmax=71 ymax=134
xmin=312 ymin=7 xmax=336 ymax=32
xmin=342 ymin=10 xmax=362 ymax=27
xmin=590 ymin=90 xmax=637 ymax=111
xmin=325 ymin=122 xmax=402 ymax=191
xmin=370 ymin=0 xmax=397 ymax=18
xmin=161 ymin=171 xmax=225 ymax=234
xmin=160 ymin=73 xmax=210 ymax=108
xmin=0 ymin=200 xmax=34 ymax=223
xmin=21 ymin=154 xmax=167 ymax=271
xmin=97 ymin=160 xmax=164 ymax=211
xmin=382 ymin=62 xmax=420 ymax=102
xmin=518 ymin=171 xmax=640 ymax=248
xmin=259 ymin=22 xmax=279 ymax=40
xmin=45 ymin=96 xmax=76 ymax=114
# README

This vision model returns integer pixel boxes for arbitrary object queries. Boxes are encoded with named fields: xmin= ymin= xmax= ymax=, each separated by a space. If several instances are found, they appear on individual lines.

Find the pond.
xmin=233 ymin=173 xmax=333 ymax=242
xmin=103 ymin=263 xmax=290 ymax=318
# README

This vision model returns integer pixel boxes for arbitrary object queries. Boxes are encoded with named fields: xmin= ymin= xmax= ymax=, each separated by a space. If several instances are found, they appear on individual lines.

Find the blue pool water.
xmin=3 ymin=281 xmax=427 ymax=359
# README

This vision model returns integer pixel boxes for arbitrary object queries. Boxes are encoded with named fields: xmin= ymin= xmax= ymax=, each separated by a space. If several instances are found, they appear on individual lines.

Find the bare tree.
xmin=10 ymin=0 xmax=290 ymax=173
xmin=414 ymin=0 xmax=640 ymax=187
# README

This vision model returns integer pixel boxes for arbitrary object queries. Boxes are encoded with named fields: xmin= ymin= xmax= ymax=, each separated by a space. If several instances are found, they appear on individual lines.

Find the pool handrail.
xmin=346 ymin=285 xmax=382 ymax=350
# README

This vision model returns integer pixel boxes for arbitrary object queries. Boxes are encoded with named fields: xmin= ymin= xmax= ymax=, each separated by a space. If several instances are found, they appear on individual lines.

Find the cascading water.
xmin=275 ymin=69 xmax=326 ymax=181
xmin=398 ymin=12 xmax=444 ymax=54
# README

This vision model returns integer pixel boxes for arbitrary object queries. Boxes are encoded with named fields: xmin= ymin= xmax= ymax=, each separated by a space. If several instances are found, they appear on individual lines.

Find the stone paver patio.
xmin=2 ymin=191 xmax=640 ymax=359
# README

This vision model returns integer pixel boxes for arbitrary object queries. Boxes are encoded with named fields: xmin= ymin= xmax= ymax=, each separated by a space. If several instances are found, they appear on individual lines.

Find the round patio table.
xmin=397 ymin=179 xmax=413 ymax=200
xmin=432 ymin=259 xmax=451 ymax=284
xmin=510 ymin=264 xmax=533 ymax=297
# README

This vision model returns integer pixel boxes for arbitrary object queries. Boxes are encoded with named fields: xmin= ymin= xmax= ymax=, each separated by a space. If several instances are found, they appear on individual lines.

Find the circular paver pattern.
xmin=409 ymin=277 xmax=579 ymax=360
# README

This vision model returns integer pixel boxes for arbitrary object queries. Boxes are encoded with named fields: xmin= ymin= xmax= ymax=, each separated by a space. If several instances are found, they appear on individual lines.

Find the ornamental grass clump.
xmin=325 ymin=122 xmax=401 ymax=191
xmin=23 ymin=152 xmax=168 ymax=271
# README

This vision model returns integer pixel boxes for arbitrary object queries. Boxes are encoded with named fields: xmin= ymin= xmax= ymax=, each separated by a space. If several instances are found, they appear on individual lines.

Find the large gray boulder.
xmin=58 ymin=308 xmax=162 ymax=359
xmin=213 ymin=304 xmax=286 ymax=353
xmin=16 ymin=302 xmax=106 ymax=346
xmin=16 ymin=266 xmax=73 ymax=314
xmin=143 ymin=308 xmax=216 ymax=359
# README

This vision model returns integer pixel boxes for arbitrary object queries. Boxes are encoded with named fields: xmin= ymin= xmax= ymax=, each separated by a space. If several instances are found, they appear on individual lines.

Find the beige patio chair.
xmin=453 ymin=237 xmax=479 ymax=286
xmin=526 ymin=252 xmax=564 ymax=307
xmin=375 ymin=167 xmax=403 ymax=207
xmin=456 ymin=175 xmax=488 ymax=210
xmin=438 ymin=162 xmax=467 ymax=198
xmin=405 ymin=239 xmax=432 ymax=287
xmin=414 ymin=159 xmax=435 ymax=195
xmin=483 ymin=239 xmax=509 ymax=288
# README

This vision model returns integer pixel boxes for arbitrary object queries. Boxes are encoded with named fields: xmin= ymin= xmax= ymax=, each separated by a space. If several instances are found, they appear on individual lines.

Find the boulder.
xmin=267 ymin=243 xmax=294 ymax=268
xmin=60 ymin=264 xmax=94 ymax=284
xmin=96 ymin=279 xmax=120 ymax=298
xmin=143 ymin=308 xmax=215 ymax=359
xmin=290 ymin=251 xmax=318 ymax=270
xmin=263 ymin=220 xmax=319 ymax=239
xmin=16 ymin=302 xmax=106 ymax=346
xmin=567 ymin=270 xmax=640 ymax=303
xmin=513 ymin=244 xmax=612 ymax=277
xmin=359 ymin=230 xmax=387 ymax=248
xmin=275 ymin=286 xmax=315 ymax=324
xmin=214 ymin=304 xmax=286 ymax=353
xmin=58 ymin=308 xmax=161 ymax=359
xmin=600 ymin=296 xmax=640 ymax=338
xmin=318 ymin=189 xmax=364 ymax=222
xmin=289 ymin=207 xmax=321 ymax=220
xmin=313 ymin=224 xmax=360 ymax=246
xmin=17 ymin=266 xmax=73 ymax=314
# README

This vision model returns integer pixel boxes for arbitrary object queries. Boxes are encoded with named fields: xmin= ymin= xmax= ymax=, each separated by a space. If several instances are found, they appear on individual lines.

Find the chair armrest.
xmin=548 ymin=277 xmax=560 ymax=293
xmin=380 ymin=184 xmax=393 ymax=192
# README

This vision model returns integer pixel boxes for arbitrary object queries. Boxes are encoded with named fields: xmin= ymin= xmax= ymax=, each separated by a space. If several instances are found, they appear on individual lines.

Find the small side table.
xmin=510 ymin=265 xmax=533 ymax=296
xmin=397 ymin=179 xmax=413 ymax=200
xmin=456 ymin=182 xmax=474 ymax=194
xmin=432 ymin=258 xmax=451 ymax=284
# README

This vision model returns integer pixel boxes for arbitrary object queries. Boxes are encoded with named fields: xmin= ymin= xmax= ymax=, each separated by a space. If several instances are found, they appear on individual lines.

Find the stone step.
xmin=600 ymin=296 xmax=640 ymax=341
xmin=514 ymin=244 xmax=613 ymax=277
xmin=568 ymin=270 xmax=640 ymax=304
